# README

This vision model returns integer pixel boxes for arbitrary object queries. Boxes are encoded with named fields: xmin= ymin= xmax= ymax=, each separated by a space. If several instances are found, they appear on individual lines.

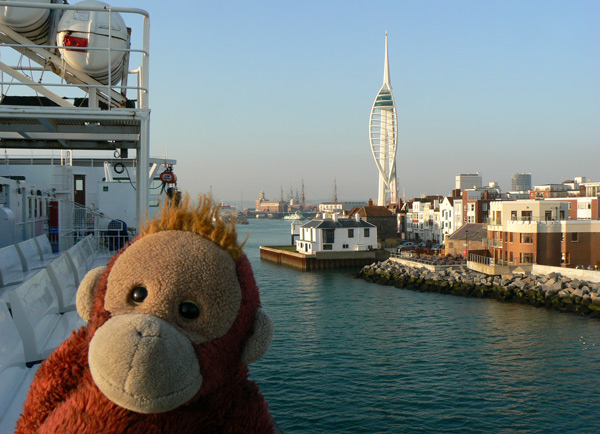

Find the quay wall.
xmin=260 ymin=246 xmax=381 ymax=271
xmin=358 ymin=259 xmax=600 ymax=319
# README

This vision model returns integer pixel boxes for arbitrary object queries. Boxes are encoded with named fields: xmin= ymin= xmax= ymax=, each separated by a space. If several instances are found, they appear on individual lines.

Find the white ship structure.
xmin=0 ymin=3 xmax=183 ymax=432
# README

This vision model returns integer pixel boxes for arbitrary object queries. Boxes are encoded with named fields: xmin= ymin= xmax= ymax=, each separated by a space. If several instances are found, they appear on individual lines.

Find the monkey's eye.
xmin=179 ymin=301 xmax=200 ymax=320
xmin=130 ymin=286 xmax=148 ymax=304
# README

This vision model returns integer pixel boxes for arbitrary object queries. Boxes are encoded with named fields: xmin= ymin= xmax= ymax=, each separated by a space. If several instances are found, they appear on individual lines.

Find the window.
xmin=509 ymin=251 xmax=514 ymax=263
xmin=511 ymin=211 xmax=517 ymax=221
xmin=520 ymin=253 xmax=534 ymax=264
xmin=323 ymin=244 xmax=333 ymax=250
xmin=348 ymin=229 xmax=354 ymax=238
xmin=364 ymin=228 xmax=370 ymax=237
xmin=571 ymin=232 xmax=579 ymax=242
xmin=521 ymin=210 xmax=532 ymax=222
xmin=482 ymin=203 xmax=487 ymax=211
xmin=342 ymin=244 xmax=349 ymax=249
xmin=520 ymin=233 xmax=532 ymax=243
xmin=545 ymin=210 xmax=552 ymax=221
xmin=560 ymin=210 xmax=565 ymax=220
xmin=323 ymin=229 xmax=334 ymax=243
xmin=509 ymin=232 xmax=513 ymax=242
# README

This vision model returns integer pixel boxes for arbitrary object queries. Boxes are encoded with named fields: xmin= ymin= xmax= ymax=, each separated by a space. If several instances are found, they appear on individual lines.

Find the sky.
xmin=39 ymin=1 xmax=600 ymax=205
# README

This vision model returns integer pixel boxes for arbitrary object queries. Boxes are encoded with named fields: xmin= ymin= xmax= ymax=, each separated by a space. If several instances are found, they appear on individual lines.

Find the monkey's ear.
xmin=76 ymin=266 xmax=106 ymax=322
xmin=241 ymin=308 xmax=273 ymax=365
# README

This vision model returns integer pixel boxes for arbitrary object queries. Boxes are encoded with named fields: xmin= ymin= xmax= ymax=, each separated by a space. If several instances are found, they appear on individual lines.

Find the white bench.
xmin=0 ymin=245 xmax=38 ymax=304
xmin=46 ymin=253 xmax=79 ymax=313
xmin=83 ymin=234 xmax=113 ymax=269
xmin=66 ymin=242 xmax=90 ymax=284
xmin=0 ymin=300 xmax=40 ymax=432
xmin=33 ymin=234 xmax=59 ymax=262
xmin=8 ymin=269 xmax=85 ymax=364
xmin=15 ymin=238 xmax=45 ymax=272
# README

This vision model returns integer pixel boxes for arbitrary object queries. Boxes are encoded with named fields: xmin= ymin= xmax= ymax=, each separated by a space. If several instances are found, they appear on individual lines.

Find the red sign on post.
xmin=159 ymin=171 xmax=177 ymax=183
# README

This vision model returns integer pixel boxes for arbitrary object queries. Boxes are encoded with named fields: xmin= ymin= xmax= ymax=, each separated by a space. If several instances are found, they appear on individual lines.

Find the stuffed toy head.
xmin=16 ymin=195 xmax=275 ymax=434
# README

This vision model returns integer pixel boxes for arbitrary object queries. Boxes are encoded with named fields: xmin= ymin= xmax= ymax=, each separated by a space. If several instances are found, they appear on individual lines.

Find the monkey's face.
xmin=88 ymin=230 xmax=243 ymax=414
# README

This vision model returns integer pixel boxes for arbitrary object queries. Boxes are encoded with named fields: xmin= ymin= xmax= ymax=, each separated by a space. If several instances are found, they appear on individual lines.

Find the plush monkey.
xmin=15 ymin=195 xmax=275 ymax=434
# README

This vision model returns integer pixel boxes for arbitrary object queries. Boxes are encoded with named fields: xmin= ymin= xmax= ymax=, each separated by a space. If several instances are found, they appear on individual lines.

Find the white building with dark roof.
xmin=295 ymin=214 xmax=377 ymax=254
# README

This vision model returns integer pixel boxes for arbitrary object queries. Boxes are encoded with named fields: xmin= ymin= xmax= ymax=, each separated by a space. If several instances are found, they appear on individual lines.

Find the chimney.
xmin=355 ymin=213 xmax=361 ymax=222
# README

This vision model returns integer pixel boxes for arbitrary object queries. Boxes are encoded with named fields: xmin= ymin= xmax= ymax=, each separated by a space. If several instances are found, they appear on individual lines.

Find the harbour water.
xmin=240 ymin=219 xmax=600 ymax=434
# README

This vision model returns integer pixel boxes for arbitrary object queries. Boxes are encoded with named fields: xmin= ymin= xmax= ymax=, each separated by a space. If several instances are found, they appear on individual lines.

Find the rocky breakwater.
xmin=358 ymin=259 xmax=600 ymax=318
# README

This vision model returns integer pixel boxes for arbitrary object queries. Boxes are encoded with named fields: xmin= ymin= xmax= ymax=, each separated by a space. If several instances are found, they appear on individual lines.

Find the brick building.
xmin=487 ymin=200 xmax=600 ymax=268
xmin=348 ymin=203 xmax=398 ymax=246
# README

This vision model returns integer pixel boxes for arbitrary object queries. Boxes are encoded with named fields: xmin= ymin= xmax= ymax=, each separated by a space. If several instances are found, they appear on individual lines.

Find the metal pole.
xmin=136 ymin=111 xmax=150 ymax=230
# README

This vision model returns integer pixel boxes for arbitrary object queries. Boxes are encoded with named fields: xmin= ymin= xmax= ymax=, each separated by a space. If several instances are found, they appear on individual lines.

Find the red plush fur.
xmin=15 ymin=250 xmax=274 ymax=434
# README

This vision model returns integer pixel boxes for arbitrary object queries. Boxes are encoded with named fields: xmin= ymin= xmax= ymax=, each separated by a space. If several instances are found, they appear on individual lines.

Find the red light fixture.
xmin=63 ymin=35 xmax=88 ymax=52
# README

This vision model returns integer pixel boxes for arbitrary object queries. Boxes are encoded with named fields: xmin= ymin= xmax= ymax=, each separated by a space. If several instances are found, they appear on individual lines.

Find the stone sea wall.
xmin=358 ymin=259 xmax=600 ymax=318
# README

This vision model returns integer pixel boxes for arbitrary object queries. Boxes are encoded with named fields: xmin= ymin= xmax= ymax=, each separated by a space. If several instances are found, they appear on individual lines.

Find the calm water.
xmin=239 ymin=219 xmax=600 ymax=434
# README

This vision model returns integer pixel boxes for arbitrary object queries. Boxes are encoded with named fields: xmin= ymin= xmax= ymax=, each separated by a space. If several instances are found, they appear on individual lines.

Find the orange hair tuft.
xmin=139 ymin=193 xmax=243 ymax=260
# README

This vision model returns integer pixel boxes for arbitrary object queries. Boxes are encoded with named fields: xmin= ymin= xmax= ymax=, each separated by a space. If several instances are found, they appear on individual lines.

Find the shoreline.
xmin=358 ymin=258 xmax=600 ymax=319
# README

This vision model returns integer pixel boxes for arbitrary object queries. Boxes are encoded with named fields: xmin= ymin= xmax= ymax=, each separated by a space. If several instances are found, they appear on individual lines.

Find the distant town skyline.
xmin=62 ymin=1 xmax=600 ymax=203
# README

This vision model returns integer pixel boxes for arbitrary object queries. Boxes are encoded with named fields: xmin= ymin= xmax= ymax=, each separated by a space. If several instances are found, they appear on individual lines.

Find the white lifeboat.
xmin=0 ymin=0 xmax=52 ymax=44
xmin=56 ymin=0 xmax=128 ymax=85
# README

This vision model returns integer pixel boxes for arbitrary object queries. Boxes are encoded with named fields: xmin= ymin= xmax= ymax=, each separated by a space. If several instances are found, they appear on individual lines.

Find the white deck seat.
xmin=15 ymin=238 xmax=45 ymax=272
xmin=0 ymin=365 xmax=39 ymax=434
xmin=8 ymin=269 xmax=85 ymax=364
xmin=66 ymin=243 xmax=90 ymax=284
xmin=0 ymin=245 xmax=38 ymax=293
xmin=33 ymin=234 xmax=59 ymax=261
xmin=83 ymin=235 xmax=112 ymax=269
xmin=46 ymin=253 xmax=79 ymax=313
xmin=0 ymin=300 xmax=41 ymax=431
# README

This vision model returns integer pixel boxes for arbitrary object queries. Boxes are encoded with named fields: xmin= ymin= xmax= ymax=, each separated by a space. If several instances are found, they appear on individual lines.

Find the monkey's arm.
xmin=15 ymin=328 xmax=89 ymax=434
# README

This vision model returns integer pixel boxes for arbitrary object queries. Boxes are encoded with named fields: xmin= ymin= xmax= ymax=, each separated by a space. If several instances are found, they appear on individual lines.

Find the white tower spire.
xmin=369 ymin=32 xmax=398 ymax=206
xmin=383 ymin=31 xmax=391 ymax=87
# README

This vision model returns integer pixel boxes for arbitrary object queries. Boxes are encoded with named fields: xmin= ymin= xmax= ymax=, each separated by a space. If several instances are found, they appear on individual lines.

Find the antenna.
xmin=333 ymin=177 xmax=338 ymax=203
xmin=301 ymin=177 xmax=306 ymax=211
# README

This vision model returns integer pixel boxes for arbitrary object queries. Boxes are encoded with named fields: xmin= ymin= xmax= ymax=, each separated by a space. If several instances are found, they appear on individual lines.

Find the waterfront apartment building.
xmin=543 ymin=196 xmax=600 ymax=220
xmin=529 ymin=183 xmax=573 ymax=199
xmin=295 ymin=214 xmax=377 ymax=254
xmin=404 ymin=197 xmax=443 ymax=243
xmin=487 ymin=200 xmax=600 ymax=268
xmin=439 ymin=197 xmax=463 ymax=243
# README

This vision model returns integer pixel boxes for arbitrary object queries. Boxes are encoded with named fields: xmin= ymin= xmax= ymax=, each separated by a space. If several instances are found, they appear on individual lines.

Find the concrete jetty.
xmin=358 ymin=258 xmax=600 ymax=318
